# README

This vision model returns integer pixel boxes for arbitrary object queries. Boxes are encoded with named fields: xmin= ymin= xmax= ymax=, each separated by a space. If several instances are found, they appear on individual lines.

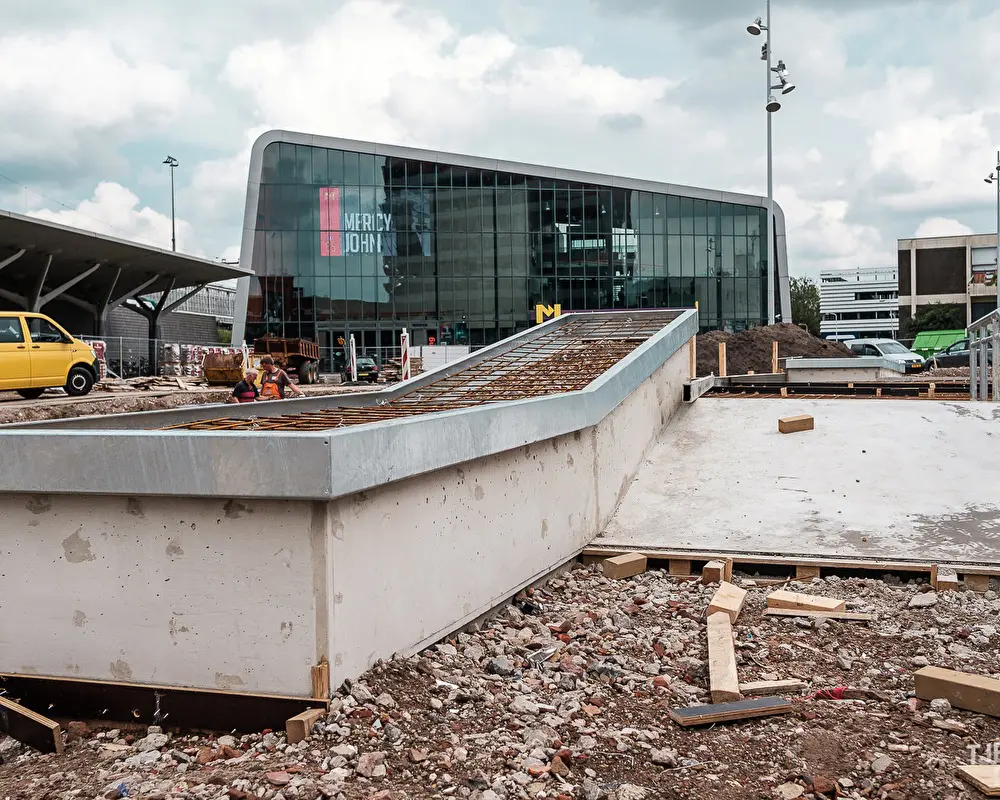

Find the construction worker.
xmin=226 ymin=369 xmax=260 ymax=403
xmin=258 ymin=355 xmax=304 ymax=400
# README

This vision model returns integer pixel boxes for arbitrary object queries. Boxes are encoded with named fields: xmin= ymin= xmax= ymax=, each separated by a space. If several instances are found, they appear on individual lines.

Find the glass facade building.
xmin=233 ymin=132 xmax=789 ymax=367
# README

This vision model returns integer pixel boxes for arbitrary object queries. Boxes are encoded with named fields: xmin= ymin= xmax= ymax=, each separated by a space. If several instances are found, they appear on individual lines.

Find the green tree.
xmin=789 ymin=276 xmax=820 ymax=336
xmin=900 ymin=303 xmax=966 ymax=339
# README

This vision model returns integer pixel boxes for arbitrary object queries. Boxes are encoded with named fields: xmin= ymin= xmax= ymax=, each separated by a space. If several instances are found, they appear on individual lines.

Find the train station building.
xmin=232 ymin=130 xmax=790 ymax=365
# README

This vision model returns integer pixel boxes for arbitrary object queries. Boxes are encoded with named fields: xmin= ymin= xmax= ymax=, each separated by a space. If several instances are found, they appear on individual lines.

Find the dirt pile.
xmin=697 ymin=324 xmax=854 ymax=377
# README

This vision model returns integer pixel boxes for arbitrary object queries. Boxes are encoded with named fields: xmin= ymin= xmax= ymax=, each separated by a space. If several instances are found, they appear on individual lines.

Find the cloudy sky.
xmin=2 ymin=0 xmax=998 ymax=278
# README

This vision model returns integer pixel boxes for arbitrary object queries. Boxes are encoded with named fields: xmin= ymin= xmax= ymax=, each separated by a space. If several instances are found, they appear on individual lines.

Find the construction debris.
xmin=767 ymin=589 xmax=846 ymax=613
xmin=696 ymin=323 xmax=853 ymax=377
xmin=0 ymin=696 xmax=62 ymax=755
xmin=706 ymin=612 xmax=740 ymax=703
xmin=762 ymin=608 xmax=873 ymax=622
xmin=778 ymin=414 xmax=814 ymax=434
xmin=601 ymin=551 xmax=647 ymax=580
xmin=4 ymin=565 xmax=1000 ymax=799
xmin=958 ymin=764 xmax=1000 ymax=796
xmin=914 ymin=665 xmax=1000 ymax=718
xmin=707 ymin=580 xmax=747 ymax=623
xmin=739 ymin=679 xmax=808 ymax=697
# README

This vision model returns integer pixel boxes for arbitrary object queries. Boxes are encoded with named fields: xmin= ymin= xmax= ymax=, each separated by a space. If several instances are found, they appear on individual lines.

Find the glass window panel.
xmin=345 ymin=255 xmax=362 ymax=277
xmin=496 ymin=189 xmax=511 ymax=232
xmin=262 ymin=142 xmax=280 ymax=182
xmin=653 ymin=235 xmax=664 ymax=270
xmin=310 ymin=148 xmax=329 ymax=185
xmin=721 ymin=236 xmax=735 ymax=276
xmin=326 ymin=149 xmax=344 ymax=185
xmin=666 ymin=195 xmax=681 ymax=234
xmin=652 ymin=194 xmax=666 ymax=235
xmin=679 ymin=197 xmax=694 ymax=234
xmin=359 ymin=154 xmax=377 ymax=186
xmin=638 ymin=192 xmax=653 ymax=231
xmin=343 ymin=151 xmax=361 ymax=184
xmin=747 ymin=278 xmax=762 ymax=321
xmin=694 ymin=235 xmax=709 ymax=277
xmin=277 ymin=142 xmax=296 ymax=181
xmin=721 ymin=203 xmax=735 ymax=236
xmin=734 ymin=278 xmax=749 ymax=323
xmin=681 ymin=235 xmax=695 ymax=277
xmin=640 ymin=234 xmax=654 ymax=267
xmin=667 ymin=236 xmax=680 ymax=278
xmin=420 ymin=161 xmax=436 ymax=187
xmin=294 ymin=145 xmax=312 ymax=184
xmin=734 ymin=207 xmax=747 ymax=236
xmin=748 ymin=209 xmax=763 ymax=238
xmin=734 ymin=237 xmax=749 ymax=277
xmin=692 ymin=199 xmax=708 ymax=235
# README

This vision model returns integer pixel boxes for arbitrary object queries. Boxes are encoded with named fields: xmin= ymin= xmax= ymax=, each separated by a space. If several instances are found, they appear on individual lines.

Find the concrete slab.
xmin=599 ymin=398 xmax=1000 ymax=564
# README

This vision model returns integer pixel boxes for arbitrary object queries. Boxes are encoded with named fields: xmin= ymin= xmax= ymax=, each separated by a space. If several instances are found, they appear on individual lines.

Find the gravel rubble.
xmin=3 ymin=564 xmax=1000 ymax=799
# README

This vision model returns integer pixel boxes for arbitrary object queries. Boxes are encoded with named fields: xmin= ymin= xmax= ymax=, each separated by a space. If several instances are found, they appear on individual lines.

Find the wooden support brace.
xmin=771 ymin=340 xmax=779 ymax=374
xmin=0 ymin=696 xmax=63 ymax=754
xmin=935 ymin=568 xmax=959 ymax=592
xmin=739 ymin=679 xmax=808 ymax=697
xmin=767 ymin=590 xmax=845 ymax=613
xmin=795 ymin=565 xmax=821 ymax=580
xmin=689 ymin=336 xmax=697 ymax=380
xmin=602 ymin=552 xmax=647 ymax=580
xmin=914 ymin=666 xmax=1000 ymax=718
xmin=286 ymin=707 xmax=326 ymax=745
xmin=965 ymin=573 xmax=991 ymax=593
xmin=707 ymin=612 xmax=741 ymax=704
xmin=718 ymin=342 xmax=727 ymax=378
xmin=311 ymin=658 xmax=331 ymax=701
xmin=702 ymin=560 xmax=726 ymax=584
xmin=669 ymin=559 xmax=692 ymax=577
xmin=707 ymin=581 xmax=747 ymax=624
xmin=723 ymin=558 xmax=733 ymax=583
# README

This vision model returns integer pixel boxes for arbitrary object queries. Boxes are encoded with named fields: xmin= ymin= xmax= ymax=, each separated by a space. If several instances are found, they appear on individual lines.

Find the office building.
xmin=232 ymin=131 xmax=791 ymax=366
xmin=819 ymin=267 xmax=898 ymax=339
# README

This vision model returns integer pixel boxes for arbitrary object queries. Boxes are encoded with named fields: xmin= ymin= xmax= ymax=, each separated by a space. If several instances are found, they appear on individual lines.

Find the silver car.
xmin=847 ymin=338 xmax=925 ymax=373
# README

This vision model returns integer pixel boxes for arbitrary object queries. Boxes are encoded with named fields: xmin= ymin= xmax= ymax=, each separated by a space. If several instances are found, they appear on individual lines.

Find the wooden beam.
xmin=689 ymin=336 xmax=697 ymax=380
xmin=739 ymin=679 xmax=808 ymax=697
xmin=311 ymin=658 xmax=330 ymax=700
xmin=966 ymin=573 xmax=992 ymax=593
xmin=795 ymin=565 xmax=821 ymax=580
xmin=958 ymin=765 xmax=1000 ymax=796
xmin=707 ymin=612 xmax=741 ymax=704
xmin=778 ymin=414 xmax=814 ymax=434
xmin=601 ymin=552 xmax=647 ymax=580
xmin=718 ymin=342 xmax=727 ymax=378
xmin=669 ymin=559 xmax=692 ymax=577
xmin=668 ymin=696 xmax=791 ymax=727
xmin=0 ymin=673 xmax=327 ymax=734
xmin=767 ymin=590 xmax=845 ymax=613
xmin=285 ymin=708 xmax=326 ymax=745
xmin=771 ymin=340 xmax=779 ymax=374
xmin=0 ymin=696 xmax=63 ymax=754
xmin=707 ymin=581 xmax=748 ymax=624
xmin=702 ymin=560 xmax=726 ymax=584
xmin=723 ymin=558 xmax=733 ymax=583
xmin=935 ymin=567 xmax=959 ymax=592
xmin=914 ymin=667 xmax=1000 ymax=718
xmin=763 ymin=609 xmax=872 ymax=622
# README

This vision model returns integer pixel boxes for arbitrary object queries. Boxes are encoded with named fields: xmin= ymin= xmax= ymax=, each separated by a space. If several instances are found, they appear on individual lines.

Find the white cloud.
xmin=0 ymin=31 xmax=189 ymax=162
xmin=28 ymin=182 xmax=194 ymax=253
xmin=914 ymin=217 xmax=975 ymax=238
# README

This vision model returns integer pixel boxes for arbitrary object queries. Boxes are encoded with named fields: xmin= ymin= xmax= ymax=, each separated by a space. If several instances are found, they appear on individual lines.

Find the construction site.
xmin=3 ymin=308 xmax=1000 ymax=800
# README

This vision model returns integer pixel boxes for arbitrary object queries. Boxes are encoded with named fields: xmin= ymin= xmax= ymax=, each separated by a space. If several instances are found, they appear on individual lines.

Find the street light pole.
xmin=163 ymin=155 xmax=179 ymax=251
xmin=765 ymin=0 xmax=774 ymax=326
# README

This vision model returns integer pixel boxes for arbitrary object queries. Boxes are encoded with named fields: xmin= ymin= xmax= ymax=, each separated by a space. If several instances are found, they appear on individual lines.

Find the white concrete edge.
xmin=685 ymin=374 xmax=716 ymax=403
xmin=0 ymin=311 xmax=697 ymax=500
xmin=786 ymin=357 xmax=906 ymax=373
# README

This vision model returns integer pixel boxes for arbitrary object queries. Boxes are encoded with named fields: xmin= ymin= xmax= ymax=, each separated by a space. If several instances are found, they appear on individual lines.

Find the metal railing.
xmin=968 ymin=310 xmax=999 ymax=401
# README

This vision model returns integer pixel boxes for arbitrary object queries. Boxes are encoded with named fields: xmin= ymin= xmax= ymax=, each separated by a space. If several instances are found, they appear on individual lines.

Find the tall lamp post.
xmin=747 ymin=1 xmax=797 ymax=325
xmin=163 ymin=155 xmax=179 ymax=251
xmin=986 ymin=150 xmax=1000 ymax=310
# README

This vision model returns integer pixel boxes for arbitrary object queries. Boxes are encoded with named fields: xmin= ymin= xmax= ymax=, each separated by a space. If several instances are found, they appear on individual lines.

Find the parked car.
xmin=0 ymin=312 xmax=100 ymax=398
xmin=341 ymin=357 xmax=380 ymax=383
xmin=847 ymin=338 xmax=925 ymax=373
xmin=924 ymin=337 xmax=992 ymax=368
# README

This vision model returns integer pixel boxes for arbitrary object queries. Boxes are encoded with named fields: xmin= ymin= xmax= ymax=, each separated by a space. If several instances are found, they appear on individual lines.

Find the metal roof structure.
xmin=0 ymin=209 xmax=250 ymax=333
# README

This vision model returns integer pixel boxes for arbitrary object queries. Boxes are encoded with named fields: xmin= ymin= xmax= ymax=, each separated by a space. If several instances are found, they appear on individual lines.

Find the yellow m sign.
xmin=535 ymin=303 xmax=562 ymax=324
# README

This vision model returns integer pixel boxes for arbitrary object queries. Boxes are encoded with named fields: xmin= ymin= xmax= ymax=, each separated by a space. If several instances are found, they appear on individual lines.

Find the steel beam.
xmin=106 ymin=275 xmax=161 ymax=312
xmin=29 ymin=255 xmax=53 ymax=312
xmin=160 ymin=283 xmax=207 ymax=316
xmin=34 ymin=262 xmax=101 ymax=310
xmin=0 ymin=248 xmax=26 ymax=273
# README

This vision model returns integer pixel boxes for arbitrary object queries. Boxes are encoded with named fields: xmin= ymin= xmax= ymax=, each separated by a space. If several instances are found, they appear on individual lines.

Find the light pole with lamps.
xmin=163 ymin=155 xmax=179 ymax=251
xmin=747 ymin=1 xmax=796 ymax=325
xmin=986 ymin=151 xmax=1000 ymax=310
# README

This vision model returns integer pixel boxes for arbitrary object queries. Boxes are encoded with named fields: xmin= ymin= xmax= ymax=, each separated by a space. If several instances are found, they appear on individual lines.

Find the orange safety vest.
xmin=259 ymin=371 xmax=283 ymax=399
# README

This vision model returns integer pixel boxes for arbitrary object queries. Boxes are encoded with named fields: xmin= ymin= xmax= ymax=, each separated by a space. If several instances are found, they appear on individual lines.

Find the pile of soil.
xmin=697 ymin=323 xmax=853 ymax=377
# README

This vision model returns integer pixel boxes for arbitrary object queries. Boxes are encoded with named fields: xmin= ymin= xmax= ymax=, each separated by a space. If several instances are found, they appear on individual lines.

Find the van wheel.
xmin=65 ymin=367 xmax=95 ymax=397
xmin=16 ymin=388 xmax=45 ymax=400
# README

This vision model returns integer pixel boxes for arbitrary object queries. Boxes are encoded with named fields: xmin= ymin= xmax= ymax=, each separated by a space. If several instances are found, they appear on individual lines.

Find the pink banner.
xmin=319 ymin=187 xmax=342 ymax=256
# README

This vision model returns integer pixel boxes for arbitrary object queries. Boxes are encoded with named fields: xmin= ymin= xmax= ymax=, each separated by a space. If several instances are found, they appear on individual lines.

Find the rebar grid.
xmin=163 ymin=312 xmax=680 ymax=433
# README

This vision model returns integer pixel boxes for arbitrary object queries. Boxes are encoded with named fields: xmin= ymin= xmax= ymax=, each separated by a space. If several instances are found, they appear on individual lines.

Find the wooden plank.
xmin=936 ymin=568 xmax=959 ymax=592
xmin=285 ymin=707 xmax=326 ymax=745
xmin=580 ymin=546 xmax=1000 ymax=578
xmin=702 ymin=560 xmax=726 ymax=584
xmin=707 ymin=581 xmax=747 ymax=624
xmin=966 ymin=573 xmax=992 ymax=593
xmin=767 ymin=590 xmax=845 ymax=613
xmin=0 ymin=673 xmax=327 ymax=734
xmin=0 ymin=696 xmax=63 ymax=754
xmin=311 ymin=659 xmax=330 ymax=700
xmin=763 ymin=608 xmax=872 ymax=622
xmin=739 ymin=679 xmax=808 ymax=697
xmin=718 ymin=342 xmax=727 ymax=378
xmin=795 ymin=565 xmax=821 ymax=580
xmin=778 ymin=414 xmax=814 ymax=434
xmin=914 ymin=666 xmax=1000 ymax=718
xmin=601 ymin=552 xmax=647 ymax=580
xmin=771 ymin=341 xmax=779 ymax=374
xmin=689 ymin=336 xmax=696 ymax=380
xmin=723 ymin=558 xmax=733 ymax=583
xmin=669 ymin=559 xmax=692 ymax=577
xmin=668 ymin=696 xmax=791 ymax=727
xmin=707 ymin=612 xmax=741 ymax=703
xmin=958 ymin=765 xmax=1000 ymax=796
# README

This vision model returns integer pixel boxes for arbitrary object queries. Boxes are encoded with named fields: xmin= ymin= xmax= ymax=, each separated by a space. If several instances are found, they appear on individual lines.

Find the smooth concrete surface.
xmin=0 ymin=496 xmax=321 ymax=695
xmin=600 ymin=398 xmax=1000 ymax=565
xmin=0 ymin=316 xmax=693 ymax=695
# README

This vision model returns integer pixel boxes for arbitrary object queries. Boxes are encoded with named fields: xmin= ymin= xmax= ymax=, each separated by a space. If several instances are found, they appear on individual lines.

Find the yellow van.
xmin=0 ymin=312 xmax=100 ymax=399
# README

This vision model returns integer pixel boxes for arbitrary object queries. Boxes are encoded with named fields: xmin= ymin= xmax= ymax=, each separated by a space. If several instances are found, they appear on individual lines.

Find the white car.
xmin=846 ymin=338 xmax=925 ymax=372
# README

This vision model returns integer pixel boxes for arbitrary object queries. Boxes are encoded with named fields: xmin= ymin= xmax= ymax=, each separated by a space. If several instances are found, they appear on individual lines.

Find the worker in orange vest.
xmin=258 ymin=356 xmax=304 ymax=401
